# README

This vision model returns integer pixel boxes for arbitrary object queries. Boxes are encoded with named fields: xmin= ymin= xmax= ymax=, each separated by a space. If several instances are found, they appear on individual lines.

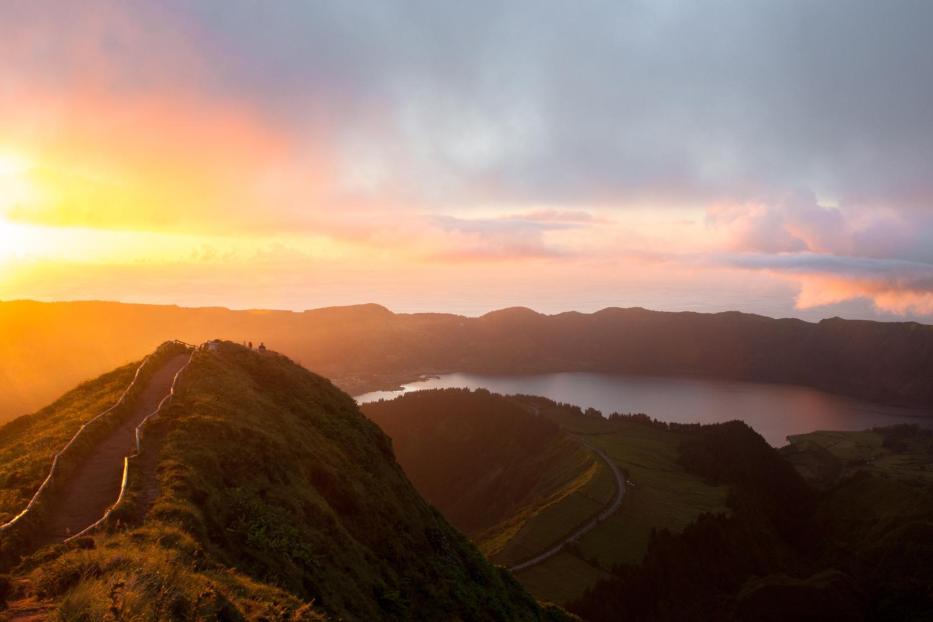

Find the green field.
xmin=490 ymin=456 xmax=616 ymax=567
xmin=514 ymin=416 xmax=729 ymax=604
xmin=513 ymin=551 xmax=613 ymax=606
xmin=784 ymin=428 xmax=933 ymax=487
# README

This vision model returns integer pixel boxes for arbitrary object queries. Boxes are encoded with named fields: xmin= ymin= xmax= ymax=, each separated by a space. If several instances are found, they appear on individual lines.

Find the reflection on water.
xmin=356 ymin=372 xmax=933 ymax=446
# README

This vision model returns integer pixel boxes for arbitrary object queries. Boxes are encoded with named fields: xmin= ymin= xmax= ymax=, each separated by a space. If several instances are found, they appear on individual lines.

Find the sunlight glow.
xmin=0 ymin=151 xmax=31 ymax=177
xmin=0 ymin=151 xmax=37 ymax=216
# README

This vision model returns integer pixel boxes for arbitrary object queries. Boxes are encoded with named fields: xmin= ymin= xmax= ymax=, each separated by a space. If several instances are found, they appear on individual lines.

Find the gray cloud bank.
xmin=7 ymin=0 xmax=933 ymax=209
xmin=5 ymin=0 xmax=933 ymax=316
xmin=178 ymin=0 xmax=933 ymax=209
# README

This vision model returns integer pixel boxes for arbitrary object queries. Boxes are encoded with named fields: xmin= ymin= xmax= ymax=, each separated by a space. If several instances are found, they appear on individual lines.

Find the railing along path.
xmin=65 ymin=346 xmax=195 ymax=541
xmin=0 ymin=340 xmax=195 ymax=538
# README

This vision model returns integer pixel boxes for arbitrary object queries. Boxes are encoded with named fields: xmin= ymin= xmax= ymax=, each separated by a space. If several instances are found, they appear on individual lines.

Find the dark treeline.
xmin=569 ymin=422 xmax=933 ymax=621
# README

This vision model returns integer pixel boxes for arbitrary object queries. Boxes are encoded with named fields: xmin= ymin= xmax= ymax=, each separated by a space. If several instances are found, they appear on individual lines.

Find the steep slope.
xmin=364 ymin=392 xmax=730 ymax=605
xmin=1 ymin=342 xmax=569 ymax=621
xmin=362 ymin=389 xmax=599 ymax=561
xmin=2 ymin=300 xmax=933 ymax=423
xmin=0 ymin=362 xmax=140 ymax=525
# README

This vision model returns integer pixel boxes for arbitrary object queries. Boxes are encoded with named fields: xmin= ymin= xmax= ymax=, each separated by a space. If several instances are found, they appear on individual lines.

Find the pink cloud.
xmin=708 ymin=189 xmax=930 ymax=258
xmin=795 ymin=273 xmax=933 ymax=315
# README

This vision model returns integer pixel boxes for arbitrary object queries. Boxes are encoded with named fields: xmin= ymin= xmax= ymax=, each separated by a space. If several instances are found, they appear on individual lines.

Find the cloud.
xmin=427 ymin=215 xmax=569 ymax=262
xmin=707 ymin=190 xmax=933 ymax=264
xmin=2 ymin=1 xmax=933 ymax=319
xmin=5 ymin=0 xmax=933 ymax=213
xmin=502 ymin=209 xmax=602 ymax=224
xmin=723 ymin=253 xmax=933 ymax=316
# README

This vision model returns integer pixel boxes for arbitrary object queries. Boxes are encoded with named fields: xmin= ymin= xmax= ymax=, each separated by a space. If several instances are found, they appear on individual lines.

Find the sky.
xmin=1 ymin=0 xmax=932 ymax=319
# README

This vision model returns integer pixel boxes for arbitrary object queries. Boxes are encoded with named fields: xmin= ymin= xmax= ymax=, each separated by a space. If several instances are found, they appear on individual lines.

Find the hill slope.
xmin=2 ymin=300 xmax=933 ymax=423
xmin=364 ymin=392 xmax=730 ymax=604
xmin=0 ymin=342 xmax=569 ymax=621
xmin=362 ymin=389 xmax=601 ymax=562
xmin=0 ymin=361 xmax=140 ymax=525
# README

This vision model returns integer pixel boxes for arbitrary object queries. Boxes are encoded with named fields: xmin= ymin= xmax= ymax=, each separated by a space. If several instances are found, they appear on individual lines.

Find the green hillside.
xmin=0 ymin=362 xmax=140 ymax=524
xmin=514 ymin=401 xmax=730 ymax=604
xmin=360 ymin=389 xmax=933 ymax=618
xmin=363 ymin=391 xmax=729 ymax=605
xmin=0 ymin=342 xmax=570 ymax=621
xmin=362 ymin=389 xmax=605 ymax=564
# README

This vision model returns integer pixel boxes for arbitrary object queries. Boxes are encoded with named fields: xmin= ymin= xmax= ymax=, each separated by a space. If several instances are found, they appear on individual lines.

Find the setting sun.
xmin=0 ymin=151 xmax=30 ymax=177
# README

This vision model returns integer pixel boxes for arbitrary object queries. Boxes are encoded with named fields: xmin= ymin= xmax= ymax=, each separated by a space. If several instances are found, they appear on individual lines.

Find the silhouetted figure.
xmin=258 ymin=342 xmax=267 ymax=352
xmin=248 ymin=341 xmax=253 ymax=349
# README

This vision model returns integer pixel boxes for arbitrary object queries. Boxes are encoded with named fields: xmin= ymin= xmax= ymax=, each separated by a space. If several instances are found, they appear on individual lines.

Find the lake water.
xmin=355 ymin=372 xmax=933 ymax=446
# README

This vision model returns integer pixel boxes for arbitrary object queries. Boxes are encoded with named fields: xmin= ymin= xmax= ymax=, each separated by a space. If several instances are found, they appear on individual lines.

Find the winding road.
xmin=509 ymin=442 xmax=626 ymax=572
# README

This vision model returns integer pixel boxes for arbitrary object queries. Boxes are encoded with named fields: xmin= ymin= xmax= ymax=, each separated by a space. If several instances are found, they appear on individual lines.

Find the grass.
xmin=363 ymin=388 xmax=603 ymax=572
xmin=0 ymin=362 xmax=139 ymax=523
xmin=508 ymin=412 xmax=729 ymax=604
xmin=784 ymin=428 xmax=933 ymax=487
xmin=476 ymin=438 xmax=598 ymax=562
xmin=577 ymin=422 xmax=729 ymax=568
xmin=513 ymin=552 xmax=611 ymax=606
xmin=490 ymin=457 xmax=615 ymax=567
xmin=21 ymin=527 xmax=326 ymax=621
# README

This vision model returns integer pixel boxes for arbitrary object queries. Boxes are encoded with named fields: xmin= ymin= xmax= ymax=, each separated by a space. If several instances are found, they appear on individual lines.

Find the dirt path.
xmin=39 ymin=354 xmax=189 ymax=544
xmin=509 ymin=443 xmax=626 ymax=573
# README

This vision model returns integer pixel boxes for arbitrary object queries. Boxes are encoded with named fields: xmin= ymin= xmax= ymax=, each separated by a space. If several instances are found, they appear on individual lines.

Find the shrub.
xmin=53 ymin=581 xmax=109 ymax=622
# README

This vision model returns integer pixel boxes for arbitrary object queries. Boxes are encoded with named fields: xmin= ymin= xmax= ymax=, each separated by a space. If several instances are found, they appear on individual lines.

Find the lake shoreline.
xmin=356 ymin=371 xmax=933 ymax=447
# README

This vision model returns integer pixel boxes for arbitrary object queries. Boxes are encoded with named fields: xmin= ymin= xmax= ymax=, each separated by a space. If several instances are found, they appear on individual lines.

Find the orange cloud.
xmin=795 ymin=273 xmax=933 ymax=316
xmin=0 ymin=85 xmax=322 ymax=233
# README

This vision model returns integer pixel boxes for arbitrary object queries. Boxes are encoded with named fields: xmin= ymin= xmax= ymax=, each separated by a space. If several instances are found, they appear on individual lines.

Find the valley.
xmin=364 ymin=391 xmax=732 ymax=605
xmin=363 ymin=389 xmax=933 ymax=619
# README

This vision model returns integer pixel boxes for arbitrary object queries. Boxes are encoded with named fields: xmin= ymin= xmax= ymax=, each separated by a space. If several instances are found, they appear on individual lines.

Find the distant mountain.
xmin=0 ymin=342 xmax=569 ymax=621
xmin=2 ymin=300 xmax=932 ymax=423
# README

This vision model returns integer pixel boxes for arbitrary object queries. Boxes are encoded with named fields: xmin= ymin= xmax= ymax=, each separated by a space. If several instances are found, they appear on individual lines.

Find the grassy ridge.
xmin=14 ymin=527 xmax=328 ymax=620
xmin=2 ymin=343 xmax=571 ymax=620
xmin=0 ymin=362 xmax=139 ymax=524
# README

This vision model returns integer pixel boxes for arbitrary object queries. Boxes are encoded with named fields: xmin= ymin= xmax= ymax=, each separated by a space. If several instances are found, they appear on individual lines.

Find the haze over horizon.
xmin=2 ymin=1 xmax=933 ymax=320
xmin=5 ymin=297 xmax=933 ymax=325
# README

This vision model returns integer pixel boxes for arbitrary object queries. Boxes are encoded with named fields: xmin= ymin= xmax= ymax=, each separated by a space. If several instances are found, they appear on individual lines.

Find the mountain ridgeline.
xmin=0 ymin=342 xmax=569 ymax=621
xmin=2 ymin=300 xmax=933 ymax=422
